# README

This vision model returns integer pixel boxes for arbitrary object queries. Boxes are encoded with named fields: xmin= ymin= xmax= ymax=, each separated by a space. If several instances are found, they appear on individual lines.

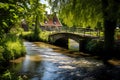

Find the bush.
xmin=1 ymin=34 xmax=26 ymax=61
xmin=3 ymin=41 xmax=25 ymax=60
xmin=0 ymin=34 xmax=26 ymax=80
xmin=39 ymin=31 xmax=50 ymax=42
xmin=85 ymin=39 xmax=104 ymax=55
xmin=1 ymin=70 xmax=25 ymax=80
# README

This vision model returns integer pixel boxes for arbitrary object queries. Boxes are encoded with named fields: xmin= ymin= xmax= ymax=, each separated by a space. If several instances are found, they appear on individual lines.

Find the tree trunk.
xmin=103 ymin=20 xmax=116 ymax=65
xmin=104 ymin=20 xmax=116 ymax=54
xmin=33 ymin=15 xmax=40 ymax=40
xmin=102 ymin=0 xmax=118 ymax=55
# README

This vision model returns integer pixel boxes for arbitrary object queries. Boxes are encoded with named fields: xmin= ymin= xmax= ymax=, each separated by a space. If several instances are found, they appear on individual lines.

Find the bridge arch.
xmin=54 ymin=37 xmax=68 ymax=49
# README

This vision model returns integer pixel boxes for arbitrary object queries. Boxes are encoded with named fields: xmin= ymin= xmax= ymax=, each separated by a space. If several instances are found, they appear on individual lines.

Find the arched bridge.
xmin=48 ymin=32 xmax=98 ymax=51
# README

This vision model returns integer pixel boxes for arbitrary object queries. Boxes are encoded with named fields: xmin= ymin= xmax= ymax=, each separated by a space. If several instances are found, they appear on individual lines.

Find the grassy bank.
xmin=21 ymin=31 xmax=50 ymax=42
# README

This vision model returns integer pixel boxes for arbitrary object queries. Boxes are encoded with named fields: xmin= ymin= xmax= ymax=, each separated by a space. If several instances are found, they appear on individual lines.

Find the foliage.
xmin=0 ymin=0 xmax=25 ymax=34
xmin=21 ymin=31 xmax=36 ymax=41
xmin=0 ymin=34 xmax=25 ymax=61
xmin=0 ymin=0 xmax=46 ymax=37
xmin=21 ymin=31 xmax=50 ymax=42
xmin=0 ymin=46 xmax=4 ymax=61
xmin=21 ymin=31 xmax=33 ymax=40
xmin=39 ymin=31 xmax=50 ymax=42
xmin=48 ymin=0 xmax=120 ymax=27
xmin=85 ymin=39 xmax=104 ymax=55
xmin=48 ymin=0 xmax=104 ymax=28
xmin=0 ymin=34 xmax=26 ymax=80
xmin=19 ymin=0 xmax=47 ymax=40
xmin=1 ymin=70 xmax=25 ymax=80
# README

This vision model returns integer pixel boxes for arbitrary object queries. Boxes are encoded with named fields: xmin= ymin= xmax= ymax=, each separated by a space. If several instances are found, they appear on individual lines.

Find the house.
xmin=41 ymin=12 xmax=62 ymax=31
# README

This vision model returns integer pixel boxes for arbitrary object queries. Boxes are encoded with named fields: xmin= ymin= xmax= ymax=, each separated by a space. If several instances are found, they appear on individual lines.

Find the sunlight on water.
xmin=58 ymin=65 xmax=76 ymax=69
xmin=10 ymin=41 xmax=104 ymax=80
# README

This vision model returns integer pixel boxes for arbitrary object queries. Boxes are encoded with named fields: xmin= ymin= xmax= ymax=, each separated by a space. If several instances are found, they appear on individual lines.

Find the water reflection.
xmin=10 ymin=41 xmax=120 ymax=80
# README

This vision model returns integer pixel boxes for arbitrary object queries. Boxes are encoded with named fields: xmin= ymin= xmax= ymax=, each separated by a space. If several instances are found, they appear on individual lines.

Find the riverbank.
xmin=0 ymin=34 xmax=26 ymax=79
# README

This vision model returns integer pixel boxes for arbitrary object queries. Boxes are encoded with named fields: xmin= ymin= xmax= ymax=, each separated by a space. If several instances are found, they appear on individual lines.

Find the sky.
xmin=40 ymin=0 xmax=51 ymax=14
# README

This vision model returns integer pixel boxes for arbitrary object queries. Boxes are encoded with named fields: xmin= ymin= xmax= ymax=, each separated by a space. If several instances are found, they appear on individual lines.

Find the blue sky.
xmin=40 ymin=0 xmax=51 ymax=14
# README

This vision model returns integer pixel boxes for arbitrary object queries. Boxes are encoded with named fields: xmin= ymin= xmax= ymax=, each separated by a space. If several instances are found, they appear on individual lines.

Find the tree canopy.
xmin=48 ymin=0 xmax=120 ymax=28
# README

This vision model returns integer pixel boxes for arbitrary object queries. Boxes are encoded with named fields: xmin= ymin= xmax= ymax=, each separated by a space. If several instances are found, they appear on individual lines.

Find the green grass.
xmin=21 ymin=31 xmax=51 ymax=42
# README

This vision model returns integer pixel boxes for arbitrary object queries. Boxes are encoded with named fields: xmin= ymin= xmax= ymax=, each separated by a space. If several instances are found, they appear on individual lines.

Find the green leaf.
xmin=2 ymin=22 xmax=8 ymax=27
xmin=13 ymin=13 xmax=18 ymax=19
xmin=9 ymin=9 xmax=15 ymax=12
xmin=0 ymin=2 xmax=9 ymax=9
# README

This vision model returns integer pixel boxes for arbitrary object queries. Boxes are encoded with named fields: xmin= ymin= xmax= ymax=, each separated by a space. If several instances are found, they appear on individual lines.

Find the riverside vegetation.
xmin=0 ymin=33 xmax=26 ymax=80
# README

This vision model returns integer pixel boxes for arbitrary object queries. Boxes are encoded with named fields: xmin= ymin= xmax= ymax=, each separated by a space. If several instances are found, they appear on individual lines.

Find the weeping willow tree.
xmin=48 ymin=0 xmax=103 ymax=27
xmin=48 ymin=0 xmax=120 ymax=55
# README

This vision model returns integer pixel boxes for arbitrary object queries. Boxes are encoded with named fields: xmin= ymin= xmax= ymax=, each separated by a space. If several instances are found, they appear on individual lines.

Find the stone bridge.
xmin=48 ymin=32 xmax=98 ymax=51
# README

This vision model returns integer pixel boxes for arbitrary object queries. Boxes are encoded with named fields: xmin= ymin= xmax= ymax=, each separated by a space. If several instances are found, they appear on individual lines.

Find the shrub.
xmin=85 ymin=39 xmax=104 ymax=55
xmin=1 ymin=34 xmax=25 ymax=61
xmin=39 ymin=31 xmax=50 ymax=42
xmin=1 ymin=70 xmax=24 ymax=80
xmin=3 ymin=41 xmax=25 ymax=60
xmin=0 ymin=34 xmax=26 ymax=80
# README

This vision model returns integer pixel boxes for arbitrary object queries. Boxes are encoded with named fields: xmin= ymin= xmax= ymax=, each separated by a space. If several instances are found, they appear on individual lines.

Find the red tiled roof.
xmin=42 ymin=14 xmax=62 ymax=27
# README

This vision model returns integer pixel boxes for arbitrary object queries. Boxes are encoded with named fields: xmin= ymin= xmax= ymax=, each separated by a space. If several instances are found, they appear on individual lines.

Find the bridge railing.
xmin=50 ymin=26 xmax=103 ymax=38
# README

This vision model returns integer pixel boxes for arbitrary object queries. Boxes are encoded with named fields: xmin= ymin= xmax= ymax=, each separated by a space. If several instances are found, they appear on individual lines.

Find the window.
xmin=45 ymin=20 xmax=47 ymax=24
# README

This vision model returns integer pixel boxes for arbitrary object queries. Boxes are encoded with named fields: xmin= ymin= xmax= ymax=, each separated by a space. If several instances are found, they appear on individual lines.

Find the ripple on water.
xmin=72 ymin=58 xmax=103 ymax=67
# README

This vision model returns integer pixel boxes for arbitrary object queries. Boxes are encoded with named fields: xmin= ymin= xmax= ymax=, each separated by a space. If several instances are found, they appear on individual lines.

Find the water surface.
xmin=10 ymin=41 xmax=120 ymax=80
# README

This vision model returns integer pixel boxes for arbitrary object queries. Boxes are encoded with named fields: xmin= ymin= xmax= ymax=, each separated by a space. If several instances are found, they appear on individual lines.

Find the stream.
xmin=10 ymin=41 xmax=120 ymax=80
